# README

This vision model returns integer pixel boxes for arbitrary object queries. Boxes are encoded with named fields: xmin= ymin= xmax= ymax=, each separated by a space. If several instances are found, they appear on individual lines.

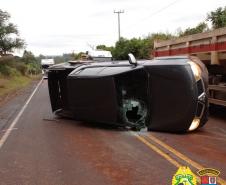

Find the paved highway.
xmin=0 ymin=80 xmax=226 ymax=185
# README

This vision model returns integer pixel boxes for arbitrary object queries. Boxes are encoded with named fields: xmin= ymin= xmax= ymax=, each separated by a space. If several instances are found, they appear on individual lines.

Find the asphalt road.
xmin=0 ymin=80 xmax=226 ymax=185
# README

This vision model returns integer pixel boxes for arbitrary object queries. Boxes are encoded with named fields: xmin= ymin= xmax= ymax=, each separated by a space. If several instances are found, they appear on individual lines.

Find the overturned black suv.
xmin=47 ymin=55 xmax=208 ymax=133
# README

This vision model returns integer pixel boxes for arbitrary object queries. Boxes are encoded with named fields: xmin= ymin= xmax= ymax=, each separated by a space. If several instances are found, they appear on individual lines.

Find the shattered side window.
xmin=115 ymin=69 xmax=149 ymax=129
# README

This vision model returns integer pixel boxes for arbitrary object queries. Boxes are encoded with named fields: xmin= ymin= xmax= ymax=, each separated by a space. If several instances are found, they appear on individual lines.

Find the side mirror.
xmin=128 ymin=53 xmax=137 ymax=66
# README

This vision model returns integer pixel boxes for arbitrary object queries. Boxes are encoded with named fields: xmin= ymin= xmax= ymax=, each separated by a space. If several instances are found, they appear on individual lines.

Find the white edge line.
xmin=0 ymin=79 xmax=43 ymax=149
xmin=1 ymin=128 xmax=18 ymax=133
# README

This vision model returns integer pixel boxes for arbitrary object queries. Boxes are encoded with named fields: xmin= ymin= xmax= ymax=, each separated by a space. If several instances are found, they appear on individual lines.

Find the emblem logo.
xmin=197 ymin=168 xmax=220 ymax=185
xmin=172 ymin=166 xmax=197 ymax=185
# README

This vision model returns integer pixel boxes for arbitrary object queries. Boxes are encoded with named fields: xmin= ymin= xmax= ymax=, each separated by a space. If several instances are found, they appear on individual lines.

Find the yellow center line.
xmin=146 ymin=134 xmax=204 ymax=169
xmin=134 ymin=133 xmax=181 ymax=167
xmin=132 ymin=133 xmax=201 ymax=183
xmin=145 ymin=133 xmax=226 ymax=185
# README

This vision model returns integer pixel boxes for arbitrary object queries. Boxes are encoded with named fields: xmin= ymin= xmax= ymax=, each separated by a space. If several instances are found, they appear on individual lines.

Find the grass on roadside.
xmin=0 ymin=75 xmax=41 ymax=98
xmin=0 ymin=56 xmax=42 ymax=103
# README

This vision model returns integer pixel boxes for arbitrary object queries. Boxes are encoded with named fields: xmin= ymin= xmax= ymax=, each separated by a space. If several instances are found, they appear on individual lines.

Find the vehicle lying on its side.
xmin=47 ymin=55 xmax=208 ymax=133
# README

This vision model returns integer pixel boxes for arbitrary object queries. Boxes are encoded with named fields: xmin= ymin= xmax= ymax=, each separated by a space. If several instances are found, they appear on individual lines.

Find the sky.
xmin=1 ymin=0 xmax=226 ymax=56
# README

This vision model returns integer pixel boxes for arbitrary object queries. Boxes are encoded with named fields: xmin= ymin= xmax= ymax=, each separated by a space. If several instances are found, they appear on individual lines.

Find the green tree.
xmin=207 ymin=6 xmax=226 ymax=29
xmin=149 ymin=33 xmax=175 ymax=42
xmin=112 ymin=33 xmax=174 ymax=60
xmin=112 ymin=38 xmax=130 ymax=60
xmin=178 ymin=22 xmax=209 ymax=37
xmin=21 ymin=50 xmax=41 ymax=75
xmin=0 ymin=9 xmax=25 ymax=55
xmin=96 ymin=45 xmax=114 ymax=53
xmin=22 ymin=50 xmax=36 ymax=64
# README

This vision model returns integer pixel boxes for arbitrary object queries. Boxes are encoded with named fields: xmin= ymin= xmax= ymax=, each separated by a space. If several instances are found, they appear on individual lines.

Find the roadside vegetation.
xmin=0 ymin=9 xmax=41 ymax=101
xmin=0 ymin=53 xmax=41 ymax=100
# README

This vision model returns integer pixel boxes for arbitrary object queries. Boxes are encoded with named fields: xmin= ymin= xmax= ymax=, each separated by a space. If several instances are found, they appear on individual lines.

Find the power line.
xmin=125 ymin=0 xmax=181 ymax=29
xmin=114 ymin=10 xmax=124 ymax=41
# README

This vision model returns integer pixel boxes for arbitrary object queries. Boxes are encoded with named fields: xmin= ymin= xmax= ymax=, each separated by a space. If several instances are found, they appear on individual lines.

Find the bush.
xmin=0 ymin=64 xmax=20 ymax=76
xmin=0 ymin=55 xmax=41 ymax=77
xmin=14 ymin=62 xmax=28 ymax=75
xmin=0 ymin=65 xmax=11 ymax=76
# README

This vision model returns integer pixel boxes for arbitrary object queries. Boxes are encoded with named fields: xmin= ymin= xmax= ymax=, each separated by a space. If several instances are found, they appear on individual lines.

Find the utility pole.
xmin=114 ymin=10 xmax=124 ymax=41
